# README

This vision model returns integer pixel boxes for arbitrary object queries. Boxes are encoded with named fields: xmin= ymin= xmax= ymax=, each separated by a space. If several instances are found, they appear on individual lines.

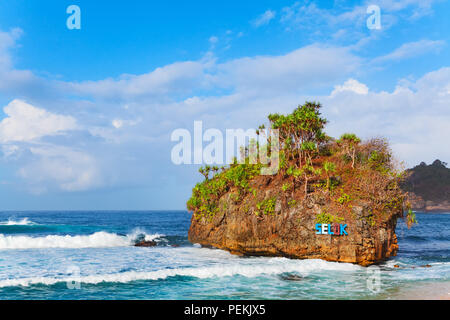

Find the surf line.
xmin=184 ymin=304 xmax=219 ymax=318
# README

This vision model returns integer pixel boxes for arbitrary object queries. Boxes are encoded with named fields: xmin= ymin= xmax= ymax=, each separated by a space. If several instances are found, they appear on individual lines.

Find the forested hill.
xmin=402 ymin=160 xmax=450 ymax=211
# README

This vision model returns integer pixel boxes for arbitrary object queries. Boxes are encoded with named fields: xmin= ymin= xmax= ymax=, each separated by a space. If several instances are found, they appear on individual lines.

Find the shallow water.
xmin=0 ymin=211 xmax=447 ymax=299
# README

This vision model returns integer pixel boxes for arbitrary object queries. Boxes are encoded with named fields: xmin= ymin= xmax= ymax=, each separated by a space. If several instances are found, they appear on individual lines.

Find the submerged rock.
xmin=133 ymin=234 xmax=158 ymax=247
xmin=134 ymin=240 xmax=157 ymax=247
xmin=280 ymin=274 xmax=303 ymax=281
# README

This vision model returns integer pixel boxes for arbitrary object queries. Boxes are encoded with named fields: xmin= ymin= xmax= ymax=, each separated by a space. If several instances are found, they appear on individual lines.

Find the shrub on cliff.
xmin=187 ymin=162 xmax=262 ymax=219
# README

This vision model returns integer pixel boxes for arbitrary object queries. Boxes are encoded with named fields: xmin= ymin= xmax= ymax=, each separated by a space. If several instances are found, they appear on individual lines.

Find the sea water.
xmin=0 ymin=211 xmax=447 ymax=300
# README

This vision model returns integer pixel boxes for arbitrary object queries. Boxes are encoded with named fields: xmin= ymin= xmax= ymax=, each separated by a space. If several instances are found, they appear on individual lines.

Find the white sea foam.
xmin=0 ymin=258 xmax=362 ymax=288
xmin=0 ymin=231 xmax=164 ymax=249
xmin=127 ymin=228 xmax=165 ymax=242
xmin=0 ymin=218 xmax=36 ymax=226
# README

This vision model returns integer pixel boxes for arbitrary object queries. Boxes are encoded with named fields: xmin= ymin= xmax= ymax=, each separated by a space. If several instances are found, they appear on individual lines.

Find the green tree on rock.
xmin=338 ymin=133 xmax=361 ymax=169
xmin=323 ymin=161 xmax=336 ymax=190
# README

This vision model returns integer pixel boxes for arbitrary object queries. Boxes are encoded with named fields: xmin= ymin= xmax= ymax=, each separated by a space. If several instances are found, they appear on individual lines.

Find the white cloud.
xmin=322 ymin=67 xmax=450 ymax=166
xmin=57 ymin=44 xmax=361 ymax=104
xmin=216 ymin=45 xmax=361 ymax=94
xmin=281 ymin=0 xmax=438 ymax=26
xmin=18 ymin=145 xmax=102 ymax=192
xmin=377 ymin=0 xmax=436 ymax=15
xmin=0 ymin=21 xmax=447 ymax=198
xmin=253 ymin=10 xmax=276 ymax=27
xmin=111 ymin=118 xmax=140 ymax=129
xmin=67 ymin=60 xmax=208 ymax=101
xmin=169 ymin=67 xmax=450 ymax=168
xmin=331 ymin=79 xmax=369 ymax=96
xmin=0 ymin=28 xmax=23 ymax=69
xmin=209 ymin=36 xmax=219 ymax=50
xmin=0 ymin=29 xmax=59 ymax=99
xmin=373 ymin=39 xmax=445 ymax=63
xmin=0 ymin=100 xmax=100 ymax=193
xmin=279 ymin=0 xmax=439 ymax=47
xmin=112 ymin=119 xmax=124 ymax=129
xmin=281 ymin=2 xmax=333 ymax=27
xmin=0 ymin=99 xmax=77 ymax=143
xmin=1 ymin=144 xmax=19 ymax=159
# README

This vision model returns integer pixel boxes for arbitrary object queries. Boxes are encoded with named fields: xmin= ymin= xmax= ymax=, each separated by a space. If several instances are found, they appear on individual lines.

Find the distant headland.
xmin=402 ymin=160 xmax=450 ymax=212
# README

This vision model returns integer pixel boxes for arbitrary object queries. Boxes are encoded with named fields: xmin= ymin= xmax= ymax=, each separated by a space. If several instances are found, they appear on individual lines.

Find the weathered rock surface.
xmin=407 ymin=193 xmax=450 ymax=212
xmin=134 ymin=240 xmax=157 ymax=247
xmin=188 ymin=194 xmax=400 ymax=266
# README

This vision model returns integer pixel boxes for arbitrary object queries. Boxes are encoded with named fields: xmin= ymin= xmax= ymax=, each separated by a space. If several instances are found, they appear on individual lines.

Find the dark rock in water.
xmin=280 ymin=274 xmax=303 ymax=281
xmin=135 ymin=240 xmax=157 ymax=247
xmin=133 ymin=233 xmax=158 ymax=247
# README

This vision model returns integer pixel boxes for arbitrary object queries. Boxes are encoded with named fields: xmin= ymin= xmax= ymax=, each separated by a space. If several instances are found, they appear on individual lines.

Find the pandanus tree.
xmin=338 ymin=133 xmax=361 ymax=169
xmin=211 ymin=166 xmax=219 ymax=175
xmin=268 ymin=102 xmax=327 ymax=168
xmin=323 ymin=161 xmax=336 ymax=190
xmin=199 ymin=165 xmax=211 ymax=181
xmin=267 ymin=102 xmax=327 ymax=196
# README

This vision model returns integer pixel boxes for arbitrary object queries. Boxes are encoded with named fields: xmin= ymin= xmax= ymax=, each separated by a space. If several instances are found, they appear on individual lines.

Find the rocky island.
xmin=187 ymin=102 xmax=415 ymax=266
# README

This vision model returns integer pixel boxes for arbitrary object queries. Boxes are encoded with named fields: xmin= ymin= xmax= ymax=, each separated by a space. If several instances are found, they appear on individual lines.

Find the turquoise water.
xmin=0 ymin=211 xmax=448 ymax=300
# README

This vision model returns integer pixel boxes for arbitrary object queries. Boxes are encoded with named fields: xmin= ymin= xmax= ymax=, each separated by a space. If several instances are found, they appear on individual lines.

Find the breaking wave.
xmin=0 ymin=230 xmax=164 ymax=250
xmin=0 ymin=218 xmax=37 ymax=226
xmin=0 ymin=258 xmax=361 ymax=288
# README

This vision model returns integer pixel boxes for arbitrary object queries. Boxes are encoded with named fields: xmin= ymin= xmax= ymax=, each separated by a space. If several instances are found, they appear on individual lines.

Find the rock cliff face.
xmin=189 ymin=191 xmax=400 ymax=266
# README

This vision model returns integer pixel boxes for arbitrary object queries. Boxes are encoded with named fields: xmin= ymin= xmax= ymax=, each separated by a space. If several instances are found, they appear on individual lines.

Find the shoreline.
xmin=388 ymin=281 xmax=450 ymax=300
xmin=412 ymin=210 xmax=450 ymax=214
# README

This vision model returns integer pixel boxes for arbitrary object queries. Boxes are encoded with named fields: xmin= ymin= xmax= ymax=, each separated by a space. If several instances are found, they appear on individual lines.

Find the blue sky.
xmin=0 ymin=0 xmax=449 ymax=210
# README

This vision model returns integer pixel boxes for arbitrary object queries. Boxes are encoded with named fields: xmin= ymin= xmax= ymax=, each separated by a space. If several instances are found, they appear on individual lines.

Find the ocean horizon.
xmin=0 ymin=210 xmax=447 ymax=300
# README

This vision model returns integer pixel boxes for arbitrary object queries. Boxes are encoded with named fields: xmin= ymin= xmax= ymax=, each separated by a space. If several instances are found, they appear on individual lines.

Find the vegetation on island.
xmin=187 ymin=102 xmax=416 ymax=228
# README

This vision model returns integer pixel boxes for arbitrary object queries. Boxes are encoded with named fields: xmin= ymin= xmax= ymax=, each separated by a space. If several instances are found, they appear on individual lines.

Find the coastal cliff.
xmin=187 ymin=102 xmax=412 ymax=266
xmin=402 ymin=160 xmax=450 ymax=212
xmin=188 ymin=191 xmax=400 ymax=266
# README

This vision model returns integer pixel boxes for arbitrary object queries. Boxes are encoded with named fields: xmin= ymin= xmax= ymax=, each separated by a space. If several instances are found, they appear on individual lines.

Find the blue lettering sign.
xmin=315 ymin=224 xmax=322 ymax=234
xmin=315 ymin=223 xmax=348 ymax=236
